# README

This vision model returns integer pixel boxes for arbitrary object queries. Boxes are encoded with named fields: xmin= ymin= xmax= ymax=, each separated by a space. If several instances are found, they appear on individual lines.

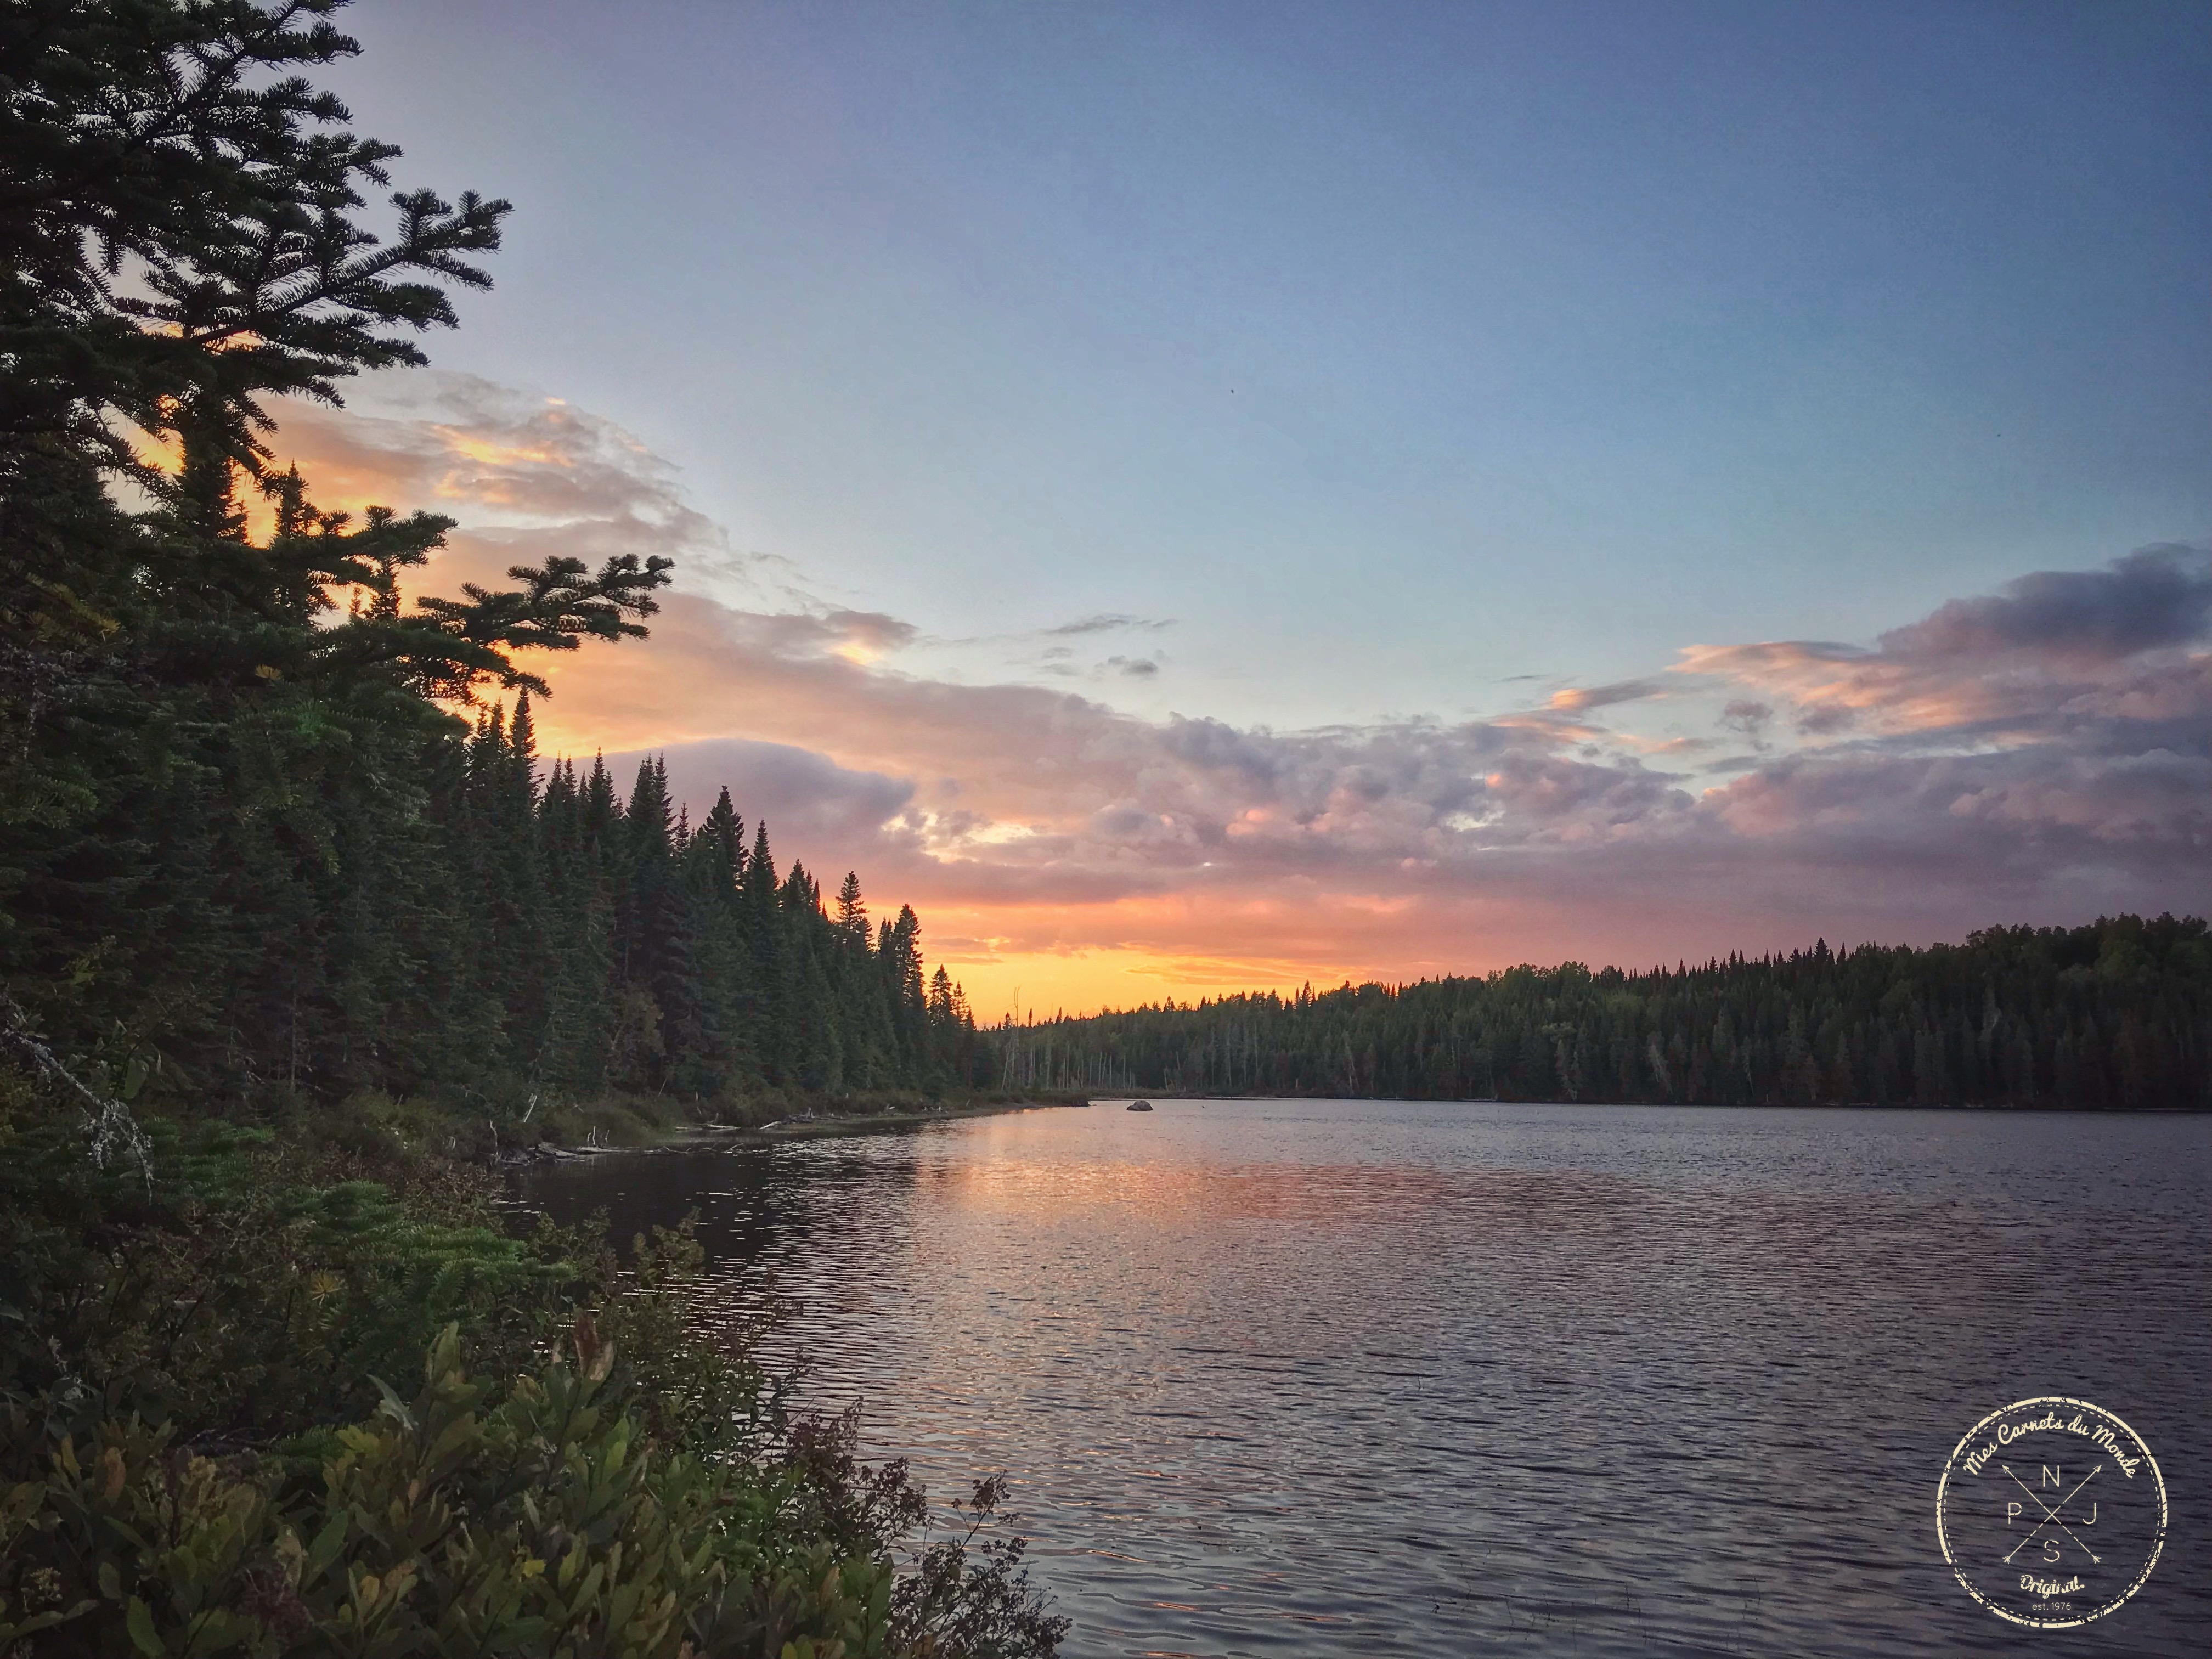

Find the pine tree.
xmin=0 ymin=0 xmax=670 ymax=1100
xmin=683 ymin=788 xmax=755 ymax=1089
xmin=0 ymin=2 xmax=1006 ymax=1129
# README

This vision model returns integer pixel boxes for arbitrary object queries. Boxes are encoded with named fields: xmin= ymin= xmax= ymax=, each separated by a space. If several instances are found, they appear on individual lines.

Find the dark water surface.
xmin=515 ymin=1101 xmax=2211 ymax=1656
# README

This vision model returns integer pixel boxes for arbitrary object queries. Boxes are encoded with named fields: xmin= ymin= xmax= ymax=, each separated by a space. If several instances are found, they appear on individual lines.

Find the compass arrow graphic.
xmin=2002 ymin=1464 xmax=2102 ymax=1566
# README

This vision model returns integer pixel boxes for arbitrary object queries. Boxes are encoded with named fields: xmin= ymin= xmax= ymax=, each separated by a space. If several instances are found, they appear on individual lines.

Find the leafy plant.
xmin=0 ymin=1086 xmax=1065 ymax=1658
xmin=3 ymin=1323 xmax=898 ymax=1657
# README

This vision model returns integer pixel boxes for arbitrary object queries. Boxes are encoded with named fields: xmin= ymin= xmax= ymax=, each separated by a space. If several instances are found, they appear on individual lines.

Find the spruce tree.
xmin=0 ymin=0 xmax=674 ymax=1104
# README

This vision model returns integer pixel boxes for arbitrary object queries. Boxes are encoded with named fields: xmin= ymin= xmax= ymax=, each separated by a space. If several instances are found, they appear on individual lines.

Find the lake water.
xmin=515 ymin=1100 xmax=2212 ymax=1656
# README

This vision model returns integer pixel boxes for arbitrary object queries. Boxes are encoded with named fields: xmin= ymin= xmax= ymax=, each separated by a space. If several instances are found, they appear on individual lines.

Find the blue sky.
xmin=327 ymin=0 xmax=2208 ymax=729
xmin=293 ymin=1 xmax=2210 ymax=1009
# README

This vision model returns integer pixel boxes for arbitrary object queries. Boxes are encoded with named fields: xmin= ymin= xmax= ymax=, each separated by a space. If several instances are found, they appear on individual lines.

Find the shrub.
xmin=0 ymin=1090 xmax=1066 ymax=1658
xmin=1 ymin=1322 xmax=907 ymax=1657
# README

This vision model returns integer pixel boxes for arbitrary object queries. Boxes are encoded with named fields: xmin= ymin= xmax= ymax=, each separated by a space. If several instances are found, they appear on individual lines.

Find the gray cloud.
xmin=604 ymin=740 xmax=917 ymax=859
xmin=1679 ymin=545 xmax=2212 ymax=751
xmin=1880 ymin=544 xmax=2212 ymax=664
xmin=1722 ymin=699 xmax=1774 ymax=750
xmin=1046 ymin=613 xmax=1173 ymax=636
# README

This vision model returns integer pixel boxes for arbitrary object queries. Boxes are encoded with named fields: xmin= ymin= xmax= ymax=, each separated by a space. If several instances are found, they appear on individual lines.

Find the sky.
xmin=269 ymin=1 xmax=2210 ymax=1015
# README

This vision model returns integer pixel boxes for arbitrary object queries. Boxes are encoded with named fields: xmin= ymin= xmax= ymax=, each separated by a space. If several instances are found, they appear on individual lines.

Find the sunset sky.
xmin=269 ymin=1 xmax=2208 ymax=1016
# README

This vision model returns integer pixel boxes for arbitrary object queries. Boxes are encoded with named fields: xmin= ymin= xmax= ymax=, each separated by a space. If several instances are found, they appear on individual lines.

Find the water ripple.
xmin=519 ymin=1101 xmax=2211 ymax=1657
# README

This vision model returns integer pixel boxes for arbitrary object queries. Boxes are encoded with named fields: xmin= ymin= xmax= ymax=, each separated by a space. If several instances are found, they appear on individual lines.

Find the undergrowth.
xmin=0 ymin=1073 xmax=1067 ymax=1657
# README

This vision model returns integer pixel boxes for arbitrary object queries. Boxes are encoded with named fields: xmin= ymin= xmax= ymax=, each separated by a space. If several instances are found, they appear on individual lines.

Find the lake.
xmin=515 ymin=1099 xmax=2211 ymax=1656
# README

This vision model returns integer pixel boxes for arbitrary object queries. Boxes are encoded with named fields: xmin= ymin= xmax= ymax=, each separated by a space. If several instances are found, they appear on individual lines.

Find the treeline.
xmin=1000 ymin=916 xmax=2211 ymax=1109
xmin=437 ymin=701 xmax=991 ymax=1102
xmin=5 ymin=670 xmax=989 ymax=1110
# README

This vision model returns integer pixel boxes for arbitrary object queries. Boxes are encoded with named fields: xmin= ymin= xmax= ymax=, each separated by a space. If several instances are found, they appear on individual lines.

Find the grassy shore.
xmin=502 ymin=1088 xmax=1094 ymax=1160
xmin=725 ymin=1097 xmax=1088 ymax=1142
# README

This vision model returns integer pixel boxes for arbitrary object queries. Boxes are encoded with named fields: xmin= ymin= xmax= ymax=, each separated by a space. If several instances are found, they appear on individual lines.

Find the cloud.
xmin=264 ymin=380 xmax=2210 ymax=1010
xmin=1547 ymin=677 xmax=1669 ymax=713
xmin=1721 ymin=699 xmax=1774 ymax=751
xmin=726 ymin=608 xmax=919 ymax=665
xmin=278 ymin=379 xmax=709 ymax=545
xmin=1675 ymin=546 xmax=2212 ymax=744
xmin=601 ymin=740 xmax=916 ymax=859
xmin=1045 ymin=613 xmax=1173 ymax=636
xmin=1880 ymin=545 xmax=2212 ymax=664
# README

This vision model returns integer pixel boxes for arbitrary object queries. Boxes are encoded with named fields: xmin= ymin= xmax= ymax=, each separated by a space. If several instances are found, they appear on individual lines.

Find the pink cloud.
xmin=1675 ymin=545 xmax=2211 ymax=743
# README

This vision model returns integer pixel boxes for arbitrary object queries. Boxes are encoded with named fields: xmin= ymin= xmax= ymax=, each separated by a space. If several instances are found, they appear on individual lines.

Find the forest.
xmin=2 ymin=665 xmax=998 ymax=1122
xmin=9 ymin=666 xmax=992 ymax=1124
xmin=431 ymin=715 xmax=995 ymax=1105
xmin=0 ymin=16 xmax=986 ymax=1129
xmin=0 ymin=6 xmax=1056 ymax=1656
xmin=998 ymin=916 xmax=2211 ymax=1111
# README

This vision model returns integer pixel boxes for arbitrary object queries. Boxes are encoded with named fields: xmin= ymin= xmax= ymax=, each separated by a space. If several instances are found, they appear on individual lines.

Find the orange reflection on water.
xmin=907 ymin=1119 xmax=1647 ymax=1234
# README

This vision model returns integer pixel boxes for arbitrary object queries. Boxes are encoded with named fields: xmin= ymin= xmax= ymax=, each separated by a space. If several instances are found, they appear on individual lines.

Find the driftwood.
xmin=0 ymin=989 xmax=154 ymax=1187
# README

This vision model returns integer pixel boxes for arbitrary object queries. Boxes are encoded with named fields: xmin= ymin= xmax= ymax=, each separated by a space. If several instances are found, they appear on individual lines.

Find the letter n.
xmin=2041 ymin=1465 xmax=2060 ymax=1487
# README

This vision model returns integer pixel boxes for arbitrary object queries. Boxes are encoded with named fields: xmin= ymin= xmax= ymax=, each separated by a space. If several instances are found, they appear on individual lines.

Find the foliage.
xmin=0 ymin=1101 xmax=558 ymax=1446
xmin=1005 ymin=915 xmax=2212 ymax=1110
xmin=0 ymin=1096 xmax=1066 ymax=1657
xmin=1 ymin=1321 xmax=1063 ymax=1658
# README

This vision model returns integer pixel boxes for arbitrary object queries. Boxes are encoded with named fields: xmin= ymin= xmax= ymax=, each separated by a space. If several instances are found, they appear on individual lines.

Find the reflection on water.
xmin=516 ymin=1101 xmax=2212 ymax=1657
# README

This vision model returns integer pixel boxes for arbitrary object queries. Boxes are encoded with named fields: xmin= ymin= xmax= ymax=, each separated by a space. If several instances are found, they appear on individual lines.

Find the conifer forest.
xmin=1002 ymin=916 xmax=2211 ymax=1110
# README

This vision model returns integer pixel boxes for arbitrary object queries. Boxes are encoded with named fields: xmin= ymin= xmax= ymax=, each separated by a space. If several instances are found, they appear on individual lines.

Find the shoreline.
xmin=713 ymin=1097 xmax=1092 ymax=1144
xmin=1077 ymin=1094 xmax=2211 ymax=1114
xmin=504 ymin=1096 xmax=1091 ymax=1163
xmin=498 ymin=1092 xmax=2207 ymax=1166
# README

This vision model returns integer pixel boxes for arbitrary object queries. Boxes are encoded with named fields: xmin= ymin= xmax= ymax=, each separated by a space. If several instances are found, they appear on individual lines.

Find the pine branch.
xmin=292 ymin=552 xmax=676 ymax=699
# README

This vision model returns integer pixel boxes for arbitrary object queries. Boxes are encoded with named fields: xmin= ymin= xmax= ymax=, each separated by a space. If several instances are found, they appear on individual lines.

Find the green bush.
xmin=0 ymin=1110 xmax=567 ymax=1444
xmin=1 ymin=1323 xmax=909 ymax=1657
xmin=0 ymin=1090 xmax=1066 ymax=1658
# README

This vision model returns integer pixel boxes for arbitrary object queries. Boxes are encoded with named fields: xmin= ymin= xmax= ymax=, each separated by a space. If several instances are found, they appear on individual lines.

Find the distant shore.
xmin=1052 ymin=1093 xmax=2210 ymax=1114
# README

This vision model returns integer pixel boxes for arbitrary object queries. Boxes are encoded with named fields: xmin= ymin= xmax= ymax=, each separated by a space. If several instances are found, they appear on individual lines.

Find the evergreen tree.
xmin=0 ymin=0 xmax=672 ymax=1106
xmin=999 ymin=917 xmax=2209 ymax=1109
